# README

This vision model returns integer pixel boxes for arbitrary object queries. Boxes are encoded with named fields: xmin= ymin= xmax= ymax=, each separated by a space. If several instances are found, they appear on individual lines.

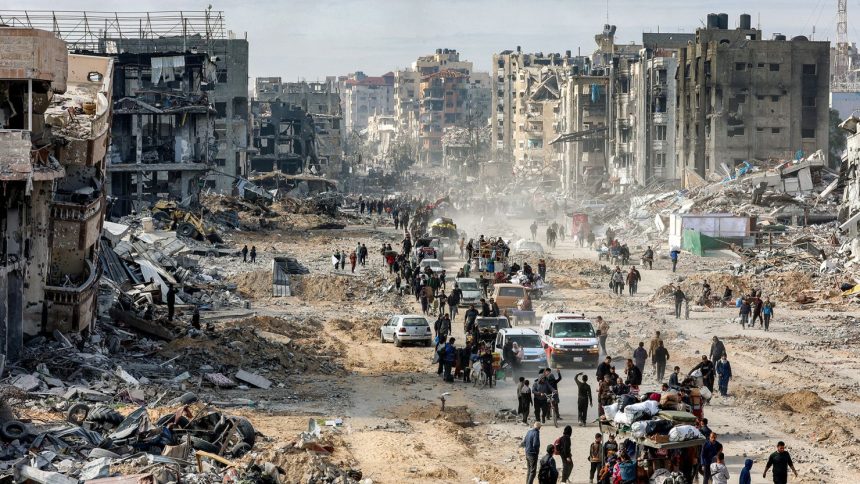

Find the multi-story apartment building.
xmin=393 ymin=49 xmax=486 ymax=160
xmin=492 ymin=50 xmax=587 ymax=175
xmin=676 ymin=14 xmax=831 ymax=181
xmin=418 ymin=70 xmax=469 ymax=164
xmin=106 ymin=51 xmax=216 ymax=216
xmin=610 ymin=33 xmax=693 ymax=189
xmin=558 ymin=76 xmax=611 ymax=192
xmin=1 ymin=27 xmax=115 ymax=362
xmin=261 ymin=81 xmax=344 ymax=177
xmin=341 ymin=72 xmax=395 ymax=135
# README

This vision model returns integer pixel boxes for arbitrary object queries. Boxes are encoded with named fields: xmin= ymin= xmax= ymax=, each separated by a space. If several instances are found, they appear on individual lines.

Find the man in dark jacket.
xmin=538 ymin=443 xmax=559 ymax=484
xmin=522 ymin=422 xmax=542 ymax=484
xmin=596 ymin=356 xmax=612 ymax=382
xmin=624 ymin=359 xmax=642 ymax=387
xmin=673 ymin=285 xmax=686 ymax=318
xmin=448 ymin=284 xmax=462 ymax=319
xmin=464 ymin=304 xmax=479 ymax=333
xmin=532 ymin=374 xmax=552 ymax=424
xmin=574 ymin=373 xmax=592 ymax=426
xmin=556 ymin=426 xmax=573 ymax=482
xmin=709 ymin=336 xmax=727 ymax=363
xmin=441 ymin=337 xmax=457 ymax=382
xmin=480 ymin=298 xmax=491 ymax=317
xmin=690 ymin=355 xmax=716 ymax=393
xmin=700 ymin=432 xmax=723 ymax=484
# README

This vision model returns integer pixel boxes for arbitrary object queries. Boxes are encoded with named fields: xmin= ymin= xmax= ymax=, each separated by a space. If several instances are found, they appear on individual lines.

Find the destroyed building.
xmin=492 ymin=50 xmax=582 ymax=174
xmin=609 ymin=33 xmax=694 ymax=189
xmin=676 ymin=13 xmax=831 ymax=182
xmin=0 ymin=10 xmax=251 ymax=209
xmin=105 ymin=51 xmax=216 ymax=216
xmin=0 ymin=27 xmax=114 ymax=363
xmin=254 ymin=79 xmax=344 ymax=177
xmin=556 ymin=75 xmax=610 ymax=193
xmin=249 ymin=101 xmax=320 ymax=175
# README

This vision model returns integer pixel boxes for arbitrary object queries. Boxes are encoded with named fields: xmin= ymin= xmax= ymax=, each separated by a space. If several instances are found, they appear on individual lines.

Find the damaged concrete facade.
xmin=106 ymin=51 xmax=216 ymax=216
xmin=610 ymin=33 xmax=693 ymax=189
xmin=255 ymin=80 xmax=344 ymax=177
xmin=676 ymin=14 xmax=831 ymax=183
xmin=340 ymin=72 xmax=395 ymax=136
xmin=558 ymin=76 xmax=610 ymax=193
xmin=249 ymin=101 xmax=320 ymax=175
xmin=1 ymin=27 xmax=114 ymax=363
xmin=492 ymin=50 xmax=585 ymax=173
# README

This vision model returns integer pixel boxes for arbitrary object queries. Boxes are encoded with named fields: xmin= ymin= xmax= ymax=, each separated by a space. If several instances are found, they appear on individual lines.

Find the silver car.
xmin=380 ymin=314 xmax=433 ymax=347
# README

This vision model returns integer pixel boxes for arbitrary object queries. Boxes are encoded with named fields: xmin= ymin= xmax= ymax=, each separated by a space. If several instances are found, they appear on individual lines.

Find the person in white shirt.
xmin=710 ymin=452 xmax=730 ymax=484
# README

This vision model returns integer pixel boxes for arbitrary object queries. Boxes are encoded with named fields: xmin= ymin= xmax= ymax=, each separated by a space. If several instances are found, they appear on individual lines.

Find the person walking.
xmin=556 ymin=426 xmax=573 ymax=483
xmin=642 ymin=246 xmax=654 ymax=269
xmin=652 ymin=341 xmax=670 ymax=382
xmin=522 ymin=422 xmax=542 ymax=484
xmin=596 ymin=316 xmax=609 ymax=355
xmin=739 ymin=297 xmax=751 ymax=329
xmin=764 ymin=441 xmax=798 ymax=484
xmin=709 ymin=336 xmax=727 ymax=364
xmin=700 ymin=432 xmax=723 ymax=484
xmin=624 ymin=359 xmax=642 ymax=394
xmin=739 ymin=458 xmax=754 ymax=484
xmin=763 ymin=297 xmax=775 ymax=331
xmin=538 ymin=443 xmax=559 ymax=484
xmin=632 ymin=342 xmax=648 ymax=374
xmin=670 ymin=248 xmax=680 ymax=272
xmin=626 ymin=267 xmax=641 ymax=295
xmin=442 ymin=337 xmax=457 ymax=382
xmin=532 ymin=374 xmax=551 ymax=424
xmin=673 ymin=285 xmax=686 ymax=319
xmin=751 ymin=291 xmax=764 ymax=328
xmin=349 ymin=251 xmax=357 ymax=273
xmin=715 ymin=354 xmax=732 ymax=397
xmin=530 ymin=221 xmax=538 ymax=240
xmin=648 ymin=331 xmax=663 ymax=375
xmin=709 ymin=452 xmax=730 ymax=484
xmin=574 ymin=372 xmax=592 ymax=426
xmin=520 ymin=379 xmax=532 ymax=424
xmin=250 ymin=246 xmax=257 ymax=264
xmin=611 ymin=268 xmax=624 ymax=295
xmin=166 ymin=283 xmax=177 ymax=322
xmin=587 ymin=433 xmax=603 ymax=484
xmin=241 ymin=245 xmax=248 ymax=263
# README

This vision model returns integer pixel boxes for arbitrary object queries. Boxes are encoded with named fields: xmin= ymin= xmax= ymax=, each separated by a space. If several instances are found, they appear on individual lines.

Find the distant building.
xmin=676 ymin=14 xmax=831 ymax=182
xmin=341 ymin=72 xmax=395 ymax=135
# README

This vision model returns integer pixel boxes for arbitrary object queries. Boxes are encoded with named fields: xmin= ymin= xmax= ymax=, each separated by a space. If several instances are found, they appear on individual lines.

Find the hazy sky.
xmin=6 ymin=0 xmax=845 ymax=80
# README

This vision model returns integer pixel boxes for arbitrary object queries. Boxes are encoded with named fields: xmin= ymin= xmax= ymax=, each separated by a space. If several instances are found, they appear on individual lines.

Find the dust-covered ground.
xmin=170 ymin=209 xmax=860 ymax=483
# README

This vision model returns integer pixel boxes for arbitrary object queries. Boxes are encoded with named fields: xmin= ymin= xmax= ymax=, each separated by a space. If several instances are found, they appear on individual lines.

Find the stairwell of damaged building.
xmin=0 ymin=27 xmax=113 ymax=366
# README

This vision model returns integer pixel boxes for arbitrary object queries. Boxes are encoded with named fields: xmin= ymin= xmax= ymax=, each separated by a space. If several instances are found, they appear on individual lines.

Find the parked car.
xmin=494 ymin=328 xmax=546 ymax=371
xmin=380 ymin=314 xmax=433 ymax=347
xmin=455 ymin=277 xmax=482 ymax=307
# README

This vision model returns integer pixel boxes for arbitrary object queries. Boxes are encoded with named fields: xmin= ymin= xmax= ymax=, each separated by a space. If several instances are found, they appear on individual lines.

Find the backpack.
xmin=537 ymin=457 xmax=555 ymax=483
xmin=553 ymin=436 xmax=563 ymax=455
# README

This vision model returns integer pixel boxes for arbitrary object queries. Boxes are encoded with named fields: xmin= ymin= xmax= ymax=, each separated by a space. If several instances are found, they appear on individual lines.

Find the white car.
xmin=380 ymin=314 xmax=433 ymax=347
xmin=454 ymin=277 xmax=482 ymax=307
xmin=494 ymin=328 xmax=546 ymax=370
xmin=512 ymin=239 xmax=545 ymax=255
xmin=419 ymin=258 xmax=445 ymax=275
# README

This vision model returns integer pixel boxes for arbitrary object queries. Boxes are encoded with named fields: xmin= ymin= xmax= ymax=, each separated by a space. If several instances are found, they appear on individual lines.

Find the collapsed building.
xmin=253 ymin=79 xmax=344 ymax=177
xmin=676 ymin=14 xmax=831 ymax=182
xmin=1 ymin=27 xmax=114 ymax=363
xmin=106 ymin=51 xmax=216 ymax=216
xmin=250 ymin=101 xmax=320 ymax=175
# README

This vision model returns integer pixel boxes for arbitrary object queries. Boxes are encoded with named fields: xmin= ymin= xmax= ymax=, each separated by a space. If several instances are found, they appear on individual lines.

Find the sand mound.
xmin=550 ymin=276 xmax=592 ymax=289
xmin=651 ymin=271 xmax=813 ymax=303
xmin=229 ymin=270 xmax=272 ymax=298
xmin=776 ymin=390 xmax=831 ymax=413
xmin=549 ymin=257 xmax=608 ymax=277
xmin=291 ymin=274 xmax=386 ymax=301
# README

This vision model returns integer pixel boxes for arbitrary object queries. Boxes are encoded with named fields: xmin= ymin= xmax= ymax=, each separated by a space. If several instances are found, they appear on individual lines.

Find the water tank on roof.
xmin=792 ymin=35 xmax=809 ymax=42
xmin=707 ymin=14 xmax=720 ymax=29
xmin=773 ymin=34 xmax=787 ymax=41
xmin=718 ymin=13 xmax=729 ymax=29
xmin=739 ymin=14 xmax=751 ymax=30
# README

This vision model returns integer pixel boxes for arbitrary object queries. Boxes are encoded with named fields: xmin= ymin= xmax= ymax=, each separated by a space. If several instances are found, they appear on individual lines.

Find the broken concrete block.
xmin=234 ymin=369 xmax=272 ymax=389
xmin=204 ymin=372 xmax=236 ymax=388
xmin=115 ymin=367 xmax=140 ymax=386
xmin=79 ymin=457 xmax=112 ymax=480
xmin=12 ymin=374 xmax=41 ymax=392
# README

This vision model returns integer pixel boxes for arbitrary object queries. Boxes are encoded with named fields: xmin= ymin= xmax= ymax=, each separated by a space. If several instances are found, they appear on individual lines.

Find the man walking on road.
xmin=700 ymin=432 xmax=723 ymax=484
xmin=652 ymin=341 xmax=670 ymax=382
xmin=673 ymin=285 xmax=687 ymax=318
xmin=596 ymin=316 xmax=609 ymax=355
xmin=763 ymin=441 xmax=798 ymax=484
xmin=574 ymin=372 xmax=592 ymax=427
xmin=556 ymin=426 xmax=573 ymax=483
xmin=709 ymin=452 xmax=730 ymax=484
xmin=633 ymin=342 xmax=648 ymax=374
xmin=709 ymin=336 xmax=727 ymax=364
xmin=522 ymin=422 xmax=542 ymax=484
xmin=648 ymin=331 xmax=663 ymax=375
xmin=588 ymin=433 xmax=603 ymax=483
xmin=670 ymin=248 xmax=680 ymax=272
xmin=626 ymin=266 xmax=641 ymax=295
xmin=716 ymin=354 xmax=733 ymax=397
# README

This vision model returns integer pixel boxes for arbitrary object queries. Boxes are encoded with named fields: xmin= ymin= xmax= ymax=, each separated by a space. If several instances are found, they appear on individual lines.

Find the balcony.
xmin=652 ymin=140 xmax=668 ymax=151
xmin=652 ymin=112 xmax=668 ymax=124
xmin=44 ymin=259 xmax=99 ymax=333
xmin=51 ymin=195 xmax=103 ymax=251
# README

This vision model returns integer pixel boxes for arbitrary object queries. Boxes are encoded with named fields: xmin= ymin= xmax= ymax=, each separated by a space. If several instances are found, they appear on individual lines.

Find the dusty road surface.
xmin=177 ymin=210 xmax=858 ymax=484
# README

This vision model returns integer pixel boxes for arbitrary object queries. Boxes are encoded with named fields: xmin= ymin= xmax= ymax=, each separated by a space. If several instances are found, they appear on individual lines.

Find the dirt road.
xmin=214 ymin=216 xmax=859 ymax=483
